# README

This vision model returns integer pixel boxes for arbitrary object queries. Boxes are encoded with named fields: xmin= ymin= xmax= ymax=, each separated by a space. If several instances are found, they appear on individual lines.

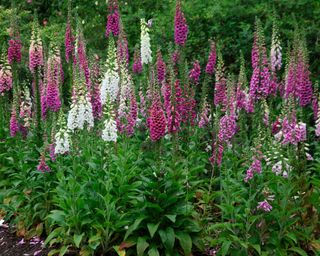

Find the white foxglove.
xmin=140 ymin=18 xmax=152 ymax=65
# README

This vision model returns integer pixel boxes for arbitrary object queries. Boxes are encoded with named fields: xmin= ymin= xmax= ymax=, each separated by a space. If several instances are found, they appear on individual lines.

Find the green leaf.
xmin=48 ymin=210 xmax=66 ymax=225
xmin=176 ymin=231 xmax=192 ymax=255
xmin=88 ymin=234 xmax=101 ymax=250
xmin=148 ymin=247 xmax=160 ymax=256
xmin=289 ymin=247 xmax=308 ymax=256
xmin=251 ymin=244 xmax=261 ymax=255
xmin=221 ymin=241 xmax=232 ymax=256
xmin=124 ymin=217 xmax=145 ymax=240
xmin=73 ymin=233 xmax=84 ymax=248
xmin=59 ymin=245 xmax=69 ymax=256
xmin=165 ymin=214 xmax=176 ymax=223
xmin=159 ymin=227 xmax=175 ymax=250
xmin=285 ymin=233 xmax=297 ymax=244
xmin=137 ymin=237 xmax=149 ymax=256
xmin=147 ymin=222 xmax=160 ymax=238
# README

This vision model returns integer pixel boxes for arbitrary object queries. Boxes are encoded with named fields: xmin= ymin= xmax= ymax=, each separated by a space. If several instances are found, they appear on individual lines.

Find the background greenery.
xmin=0 ymin=0 xmax=319 ymax=78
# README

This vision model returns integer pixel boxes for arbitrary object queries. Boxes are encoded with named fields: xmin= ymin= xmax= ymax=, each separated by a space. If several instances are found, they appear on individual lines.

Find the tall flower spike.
xmin=0 ymin=51 xmax=13 ymax=93
xmin=140 ymin=18 xmax=152 ymax=65
xmin=270 ymin=21 xmax=282 ymax=71
xmin=67 ymin=66 xmax=94 ymax=132
xmin=174 ymin=0 xmax=188 ymax=46
xmin=214 ymin=51 xmax=227 ymax=107
xmin=55 ymin=111 xmax=70 ymax=155
xmin=101 ymin=38 xmax=119 ymax=104
xmin=37 ymin=154 xmax=51 ymax=172
xmin=29 ymin=20 xmax=43 ymax=73
xmin=205 ymin=41 xmax=216 ymax=75
xmin=19 ymin=86 xmax=32 ymax=129
xmin=46 ymin=44 xmax=62 ymax=113
xmin=102 ymin=97 xmax=118 ymax=142
xmin=132 ymin=47 xmax=142 ymax=74
xmin=10 ymin=104 xmax=19 ymax=137
xmin=147 ymin=92 xmax=166 ymax=141
xmin=91 ymin=55 xmax=102 ymax=119
xmin=156 ymin=50 xmax=166 ymax=85
xmin=8 ymin=9 xmax=22 ymax=64
xmin=105 ymin=0 xmax=120 ymax=37
xmin=189 ymin=60 xmax=201 ymax=85
xmin=65 ymin=17 xmax=74 ymax=63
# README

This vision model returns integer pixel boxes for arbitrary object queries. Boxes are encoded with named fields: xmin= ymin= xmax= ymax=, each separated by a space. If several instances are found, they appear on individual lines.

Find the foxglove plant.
xmin=236 ymin=54 xmax=247 ymax=111
xmin=132 ymin=47 xmax=142 ymax=74
xmin=105 ymin=0 xmax=120 ymax=37
xmin=101 ymin=38 xmax=119 ymax=104
xmin=10 ymin=104 xmax=19 ymax=137
xmin=29 ymin=22 xmax=43 ymax=73
xmin=189 ymin=60 xmax=201 ymax=84
xmin=0 ymin=53 xmax=13 ymax=93
xmin=19 ymin=86 xmax=32 ymax=129
xmin=214 ymin=51 xmax=227 ymax=108
xmin=8 ymin=16 xmax=22 ymax=64
xmin=67 ymin=67 xmax=94 ymax=132
xmin=76 ymin=28 xmax=91 ymax=89
xmin=46 ymin=44 xmax=62 ymax=113
xmin=270 ymin=21 xmax=282 ymax=72
xmin=140 ymin=18 xmax=152 ymax=65
xmin=249 ymin=19 xmax=271 ymax=100
xmin=147 ymin=92 xmax=166 ymax=141
xmin=54 ymin=112 xmax=70 ymax=155
xmin=257 ymin=200 xmax=272 ymax=212
xmin=156 ymin=50 xmax=166 ymax=85
xmin=65 ymin=18 xmax=74 ymax=63
xmin=205 ymin=41 xmax=216 ymax=75
xmin=117 ymin=32 xmax=129 ymax=65
xmin=37 ymin=154 xmax=51 ymax=172
xmin=91 ymin=55 xmax=102 ymax=119
xmin=174 ymin=0 xmax=188 ymax=46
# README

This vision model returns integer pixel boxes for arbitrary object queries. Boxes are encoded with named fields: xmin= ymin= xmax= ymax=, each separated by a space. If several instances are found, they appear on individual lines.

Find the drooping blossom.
xmin=19 ymin=86 xmax=32 ymax=128
xmin=29 ymin=22 xmax=43 ymax=72
xmin=55 ymin=112 xmax=70 ymax=155
xmin=174 ymin=1 xmax=188 ymax=46
xmin=8 ymin=29 xmax=22 ymax=64
xmin=218 ymin=114 xmax=237 ymax=143
xmin=189 ymin=60 xmax=201 ymax=84
xmin=198 ymin=101 xmax=210 ymax=128
xmin=249 ymin=19 xmax=271 ymax=100
xmin=205 ymin=41 xmax=216 ymax=75
xmin=244 ymin=158 xmax=262 ymax=182
xmin=140 ymin=18 xmax=152 ymax=65
xmin=65 ymin=18 xmax=74 ymax=63
xmin=117 ymin=33 xmax=129 ymax=65
xmin=156 ymin=50 xmax=166 ymax=84
xmin=270 ymin=22 xmax=282 ymax=71
xmin=236 ymin=55 xmax=247 ymax=111
xmin=102 ymin=118 xmax=118 ymax=142
xmin=0 ymin=54 xmax=13 ymax=93
xmin=105 ymin=0 xmax=120 ymax=37
xmin=257 ymin=200 xmax=272 ymax=212
xmin=67 ymin=67 xmax=94 ymax=132
xmin=91 ymin=55 xmax=102 ymax=119
xmin=101 ymin=38 xmax=119 ymax=104
xmin=132 ymin=48 xmax=142 ymax=74
xmin=126 ymin=91 xmax=138 ymax=136
xmin=296 ymin=50 xmax=312 ymax=107
xmin=46 ymin=44 xmax=62 ymax=113
xmin=37 ymin=154 xmax=51 ymax=172
xmin=49 ymin=143 xmax=56 ymax=162
xmin=10 ymin=106 xmax=19 ymax=137
xmin=147 ymin=93 xmax=166 ymax=141
xmin=214 ymin=52 xmax=227 ymax=107
xmin=76 ymin=29 xmax=90 ymax=89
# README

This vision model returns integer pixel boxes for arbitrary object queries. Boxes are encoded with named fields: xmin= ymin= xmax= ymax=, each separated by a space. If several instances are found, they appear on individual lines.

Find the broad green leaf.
xmin=59 ymin=245 xmax=69 ymax=256
xmin=251 ymin=244 xmax=261 ymax=255
xmin=124 ymin=217 xmax=145 ymax=240
xmin=137 ymin=237 xmax=149 ymax=256
xmin=176 ymin=231 xmax=192 ymax=255
xmin=289 ymin=247 xmax=308 ymax=256
xmin=159 ymin=227 xmax=175 ymax=250
xmin=221 ymin=241 xmax=232 ymax=256
xmin=165 ymin=214 xmax=177 ymax=223
xmin=147 ymin=222 xmax=160 ymax=238
xmin=113 ymin=246 xmax=126 ymax=256
xmin=74 ymin=233 xmax=84 ymax=248
xmin=148 ymin=247 xmax=160 ymax=256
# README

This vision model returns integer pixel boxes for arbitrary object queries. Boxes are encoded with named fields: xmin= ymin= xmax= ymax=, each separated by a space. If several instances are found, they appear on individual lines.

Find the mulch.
xmin=0 ymin=227 xmax=51 ymax=256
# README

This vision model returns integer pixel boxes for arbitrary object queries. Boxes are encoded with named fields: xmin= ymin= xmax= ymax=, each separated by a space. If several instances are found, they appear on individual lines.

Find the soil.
xmin=0 ymin=227 xmax=51 ymax=256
